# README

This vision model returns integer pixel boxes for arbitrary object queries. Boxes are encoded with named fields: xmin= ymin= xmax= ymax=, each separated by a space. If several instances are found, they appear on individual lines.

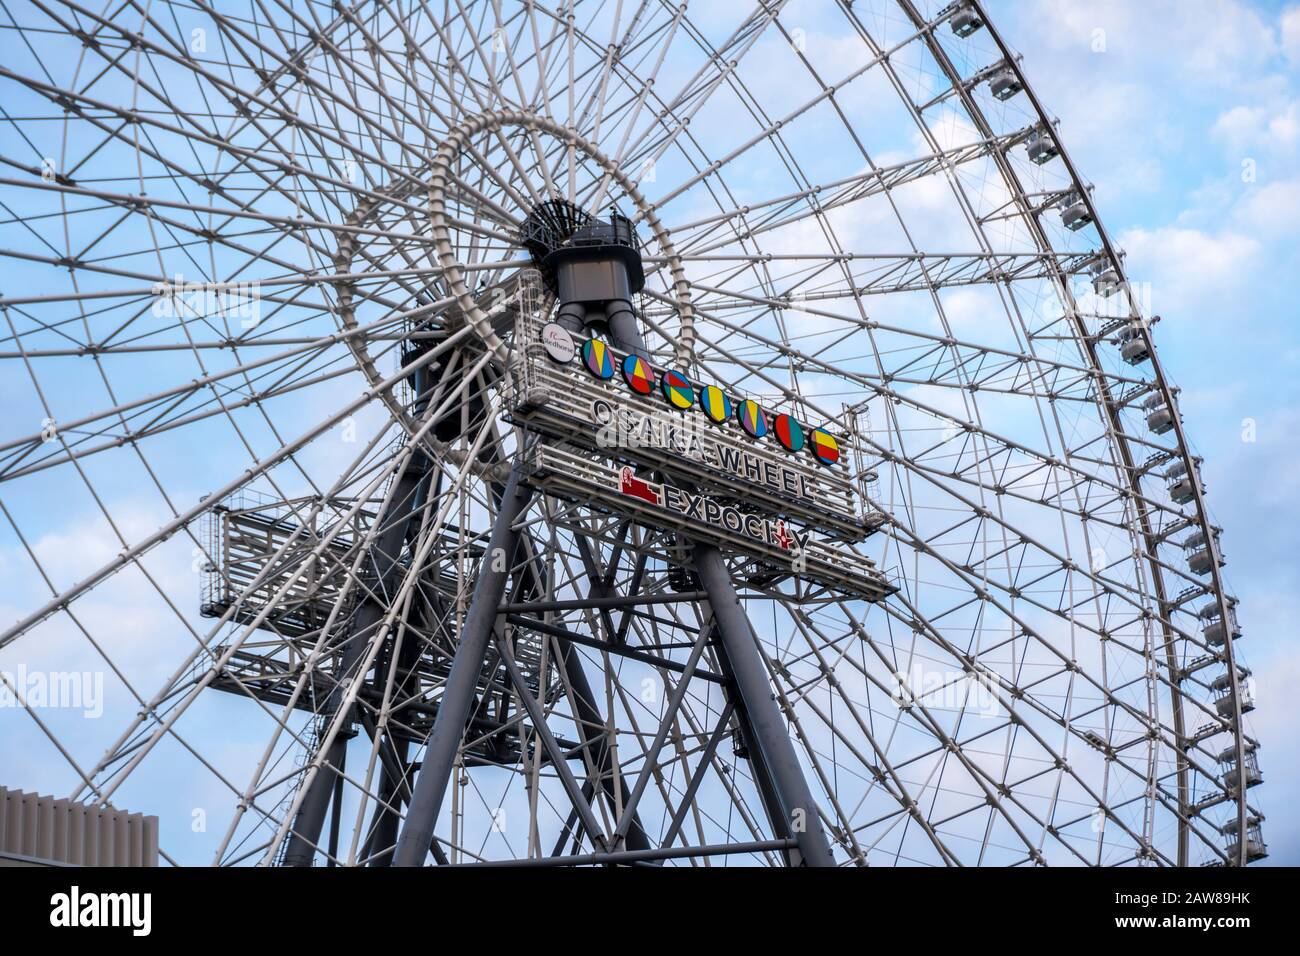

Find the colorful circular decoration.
xmin=737 ymin=399 xmax=767 ymax=438
xmin=581 ymin=338 xmax=614 ymax=380
xmin=773 ymin=414 xmax=805 ymax=453
xmin=699 ymin=385 xmax=731 ymax=424
xmin=810 ymin=427 xmax=841 ymax=466
xmin=621 ymin=354 xmax=655 ymax=395
xmin=661 ymin=370 xmax=694 ymax=410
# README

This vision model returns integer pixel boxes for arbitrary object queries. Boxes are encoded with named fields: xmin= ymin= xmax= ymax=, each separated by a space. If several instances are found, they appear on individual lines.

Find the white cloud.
xmin=1119 ymin=225 xmax=1261 ymax=313
xmin=1024 ymin=0 xmax=1278 ymax=81
xmin=1283 ymin=7 xmax=1300 ymax=65
xmin=1212 ymin=99 xmax=1300 ymax=152
xmin=1213 ymin=104 xmax=1269 ymax=146
xmin=1178 ymin=1 xmax=1279 ymax=76
xmin=1274 ymin=105 xmax=1300 ymax=144
xmin=1233 ymin=177 xmax=1300 ymax=238
xmin=1014 ymin=0 xmax=1295 ymax=208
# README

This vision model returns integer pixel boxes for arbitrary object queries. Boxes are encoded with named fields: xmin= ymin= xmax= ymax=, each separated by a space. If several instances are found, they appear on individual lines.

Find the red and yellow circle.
xmin=809 ymin=427 xmax=840 ymax=466
xmin=621 ymin=354 xmax=655 ymax=395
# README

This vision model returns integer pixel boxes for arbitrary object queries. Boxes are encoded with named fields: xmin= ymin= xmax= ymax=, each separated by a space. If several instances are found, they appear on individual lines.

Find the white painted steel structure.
xmin=0 ymin=0 xmax=1260 ymax=867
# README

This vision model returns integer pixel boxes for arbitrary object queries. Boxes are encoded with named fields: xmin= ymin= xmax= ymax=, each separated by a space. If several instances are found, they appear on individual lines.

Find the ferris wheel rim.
xmin=0 ymin=0 xmax=1256 ymax=868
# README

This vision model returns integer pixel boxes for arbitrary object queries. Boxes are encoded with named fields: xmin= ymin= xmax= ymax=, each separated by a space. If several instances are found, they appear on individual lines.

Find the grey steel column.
xmin=281 ymin=458 xmax=430 ymax=866
xmin=602 ymin=314 xmax=820 ymax=863
xmin=693 ymin=544 xmax=835 ymax=867
xmin=605 ymin=300 xmax=646 ymax=361
xmin=361 ymin=733 xmax=409 ymax=866
xmin=392 ymin=464 xmax=533 ymax=866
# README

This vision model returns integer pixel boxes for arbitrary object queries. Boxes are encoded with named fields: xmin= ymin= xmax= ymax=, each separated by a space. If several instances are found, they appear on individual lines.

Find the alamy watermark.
xmin=891 ymin=662 xmax=1002 ymax=718
xmin=1 ymin=665 xmax=104 ymax=718
xmin=152 ymin=273 xmax=261 ymax=329
xmin=1070 ymin=274 xmax=1155 ymax=321
xmin=50 ymin=886 xmax=151 ymax=936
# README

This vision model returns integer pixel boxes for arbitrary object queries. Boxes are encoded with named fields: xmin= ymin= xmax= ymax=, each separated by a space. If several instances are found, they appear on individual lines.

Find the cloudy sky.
xmin=991 ymin=0 xmax=1299 ymax=863
xmin=0 ymin=0 xmax=1294 ymax=866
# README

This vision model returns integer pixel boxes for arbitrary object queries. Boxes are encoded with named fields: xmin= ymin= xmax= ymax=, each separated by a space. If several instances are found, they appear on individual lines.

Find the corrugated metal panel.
xmin=0 ymin=787 xmax=158 ymax=867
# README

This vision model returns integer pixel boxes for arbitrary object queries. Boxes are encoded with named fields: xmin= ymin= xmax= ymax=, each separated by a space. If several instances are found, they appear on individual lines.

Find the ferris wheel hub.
xmin=0 ymin=0 xmax=1259 ymax=869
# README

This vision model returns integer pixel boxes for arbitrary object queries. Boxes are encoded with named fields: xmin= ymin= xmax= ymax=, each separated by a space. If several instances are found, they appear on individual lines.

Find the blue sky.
xmin=0 ymin=0 xmax=1294 ymax=866
xmin=990 ymin=0 xmax=1300 ymax=863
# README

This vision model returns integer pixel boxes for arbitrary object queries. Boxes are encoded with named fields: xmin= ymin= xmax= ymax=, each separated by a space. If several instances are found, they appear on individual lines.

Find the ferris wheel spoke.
xmin=0 ymin=326 xmax=476 ymax=669
xmin=612 ymin=1 xmax=791 ymax=185
xmin=417 ymin=17 xmax=548 ymax=209
xmin=635 ymin=12 xmax=957 ymax=225
xmin=681 ymin=250 xmax=1097 ymax=301
xmin=475 ymin=3 xmax=564 ymax=202
xmin=0 ymin=303 xmax=462 ymax=482
xmin=50 ymin=7 xmax=511 ymax=256
xmin=665 ymin=133 xmax=1027 ymax=258
xmin=88 ymin=392 xmax=466 ymax=799
xmin=865 ymin=598 xmax=1155 ymax=865
xmin=784 ymin=657 xmax=962 ymax=865
xmin=656 ymin=291 xmax=1180 ymax=551
xmin=874 ymin=576 xmax=1191 ymax=840
xmin=0 ymin=0 xmax=1255 ymax=867
xmin=782 ymin=601 xmax=1036 ymax=865
xmin=569 ymin=3 xmax=650 ymax=153
xmin=677 ymin=275 xmax=1118 ymax=391
xmin=0 ymin=177 xmax=452 ymax=277
xmin=196 ymin=2 xmax=439 ymax=171
xmin=579 ymin=8 xmax=690 ymax=212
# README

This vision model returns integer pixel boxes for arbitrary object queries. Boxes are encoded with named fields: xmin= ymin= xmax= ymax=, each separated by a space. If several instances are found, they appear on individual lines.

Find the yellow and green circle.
xmin=661 ymin=370 xmax=695 ymax=410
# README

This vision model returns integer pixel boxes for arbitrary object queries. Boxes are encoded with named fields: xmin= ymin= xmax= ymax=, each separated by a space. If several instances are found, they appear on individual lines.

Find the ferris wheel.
xmin=0 ymin=0 xmax=1264 ymax=868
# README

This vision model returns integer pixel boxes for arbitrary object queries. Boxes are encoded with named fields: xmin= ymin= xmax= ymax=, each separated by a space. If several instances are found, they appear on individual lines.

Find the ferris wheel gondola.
xmin=0 ymin=0 xmax=1261 ymax=867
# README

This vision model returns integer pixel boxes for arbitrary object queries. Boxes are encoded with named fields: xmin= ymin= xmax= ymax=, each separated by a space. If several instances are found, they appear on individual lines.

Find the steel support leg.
xmin=599 ymin=315 xmax=821 ymax=864
xmin=360 ymin=618 xmax=427 ymax=866
xmin=392 ymin=464 xmax=533 ymax=866
xmin=281 ymin=459 xmax=431 ymax=866
xmin=361 ymin=733 xmax=409 ymax=866
xmin=366 ymin=474 xmax=449 ymax=866
xmin=693 ymin=543 xmax=835 ymax=867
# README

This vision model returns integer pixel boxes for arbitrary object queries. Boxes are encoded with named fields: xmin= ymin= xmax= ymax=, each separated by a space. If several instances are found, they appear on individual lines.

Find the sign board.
xmin=521 ymin=443 xmax=895 ymax=602
xmin=508 ymin=318 xmax=882 ymax=542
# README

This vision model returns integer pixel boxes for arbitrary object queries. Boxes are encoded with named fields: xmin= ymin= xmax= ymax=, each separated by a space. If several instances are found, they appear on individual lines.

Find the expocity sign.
xmin=509 ymin=320 xmax=880 ymax=541
xmin=616 ymin=462 xmax=808 ymax=552
xmin=509 ymin=312 xmax=894 ymax=599
xmin=521 ymin=443 xmax=895 ymax=602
